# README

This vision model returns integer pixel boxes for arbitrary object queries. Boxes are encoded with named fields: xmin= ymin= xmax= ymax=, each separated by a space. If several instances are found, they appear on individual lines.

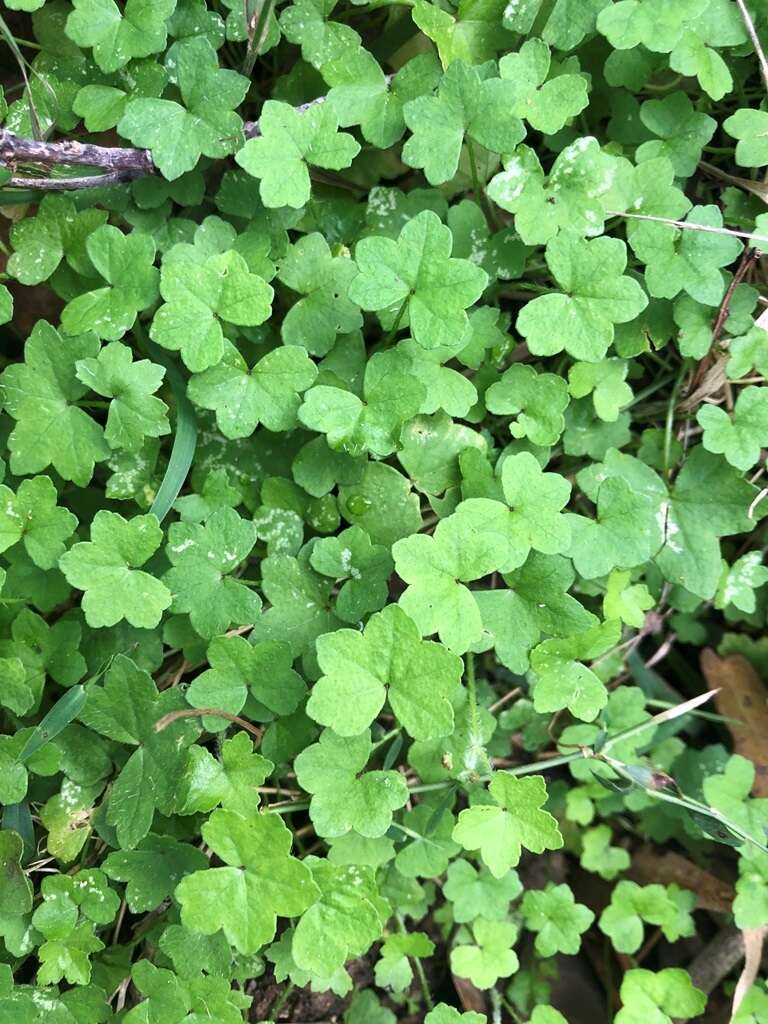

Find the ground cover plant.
xmin=0 ymin=0 xmax=767 ymax=1020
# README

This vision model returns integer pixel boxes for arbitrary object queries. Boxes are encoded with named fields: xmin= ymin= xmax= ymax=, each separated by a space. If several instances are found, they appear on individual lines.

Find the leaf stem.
xmin=396 ymin=913 xmax=434 ymax=1011
xmin=663 ymin=363 xmax=688 ymax=479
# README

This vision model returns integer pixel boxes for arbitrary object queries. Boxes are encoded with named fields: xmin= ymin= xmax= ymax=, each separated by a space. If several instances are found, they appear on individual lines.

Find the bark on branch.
xmin=0 ymin=93 xmax=329 ymax=191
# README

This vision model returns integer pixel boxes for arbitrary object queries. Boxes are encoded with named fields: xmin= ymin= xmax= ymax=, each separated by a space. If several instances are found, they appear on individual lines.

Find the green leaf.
xmin=0 ymin=831 xmax=32 ymax=915
xmin=235 ymin=100 xmax=360 ymax=209
xmin=599 ymin=880 xmax=695 ymax=954
xmin=603 ymin=569 xmax=654 ymax=628
xmin=294 ymin=729 xmax=409 ymax=838
xmin=186 ymin=635 xmax=305 ymax=718
xmin=298 ymin=350 xmax=425 ymax=458
xmin=637 ymin=92 xmax=716 ymax=176
xmin=175 ymin=808 xmax=318 ymax=954
xmin=616 ymin=968 xmax=706 ymax=1024
xmin=630 ymin=205 xmax=742 ymax=306
xmin=530 ymin=619 xmax=621 ymax=722
xmin=75 ymin=342 xmax=170 ymax=452
xmin=151 ymin=251 xmax=274 ymax=372
xmin=452 ymin=772 xmax=563 ymax=878
xmin=66 ymin=0 xmax=175 ymax=72
xmin=516 ymin=231 xmax=648 ymax=361
xmin=163 ymin=507 xmax=260 ymax=639
xmin=7 ymin=194 xmax=107 ymax=286
xmin=118 ymin=37 xmax=248 ymax=179
xmin=498 ymin=38 xmax=589 ymax=134
xmin=103 ymin=835 xmax=207 ymax=912
xmin=60 ymin=226 xmax=159 ymax=342
xmin=307 ymin=604 xmax=461 ymax=739
xmin=0 ymin=321 xmax=109 ymax=487
xmin=324 ymin=51 xmax=441 ymax=150
xmin=278 ymin=233 xmax=362 ymax=355
xmin=724 ymin=108 xmax=768 ymax=167
xmin=487 ymin=139 xmax=621 ymax=246
xmin=566 ymin=476 xmax=663 ymax=579
xmin=309 ymin=525 xmax=393 ymax=624
xmin=521 ymin=883 xmax=595 ymax=956
xmin=450 ymin=918 xmax=519 ymax=989
xmin=443 ymin=858 xmax=521 ymax=922
xmin=0 ymin=477 xmax=77 ymax=570
xmin=189 ymin=342 xmax=316 ymax=439
xmin=402 ymin=60 xmax=525 ymax=186
xmin=697 ymin=385 xmax=768 ymax=471
xmin=348 ymin=209 xmax=488 ymax=351
xmin=79 ymin=655 xmax=199 ymax=847
xmin=486 ymin=364 xmax=570 ymax=446
xmin=60 ymin=511 xmax=171 ymax=629
xmin=293 ymin=856 xmax=383 ymax=976
xmin=425 ymin=1005 xmax=487 ymax=1024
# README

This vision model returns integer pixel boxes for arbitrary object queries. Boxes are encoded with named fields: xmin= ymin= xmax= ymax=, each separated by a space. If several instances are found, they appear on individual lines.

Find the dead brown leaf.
xmin=731 ymin=928 xmax=767 ymax=1021
xmin=701 ymin=648 xmax=768 ymax=796
xmin=629 ymin=845 xmax=734 ymax=914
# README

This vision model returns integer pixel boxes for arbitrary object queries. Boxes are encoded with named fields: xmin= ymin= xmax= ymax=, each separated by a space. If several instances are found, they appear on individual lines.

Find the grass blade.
xmin=17 ymin=684 xmax=86 ymax=763
xmin=146 ymin=340 xmax=198 ymax=524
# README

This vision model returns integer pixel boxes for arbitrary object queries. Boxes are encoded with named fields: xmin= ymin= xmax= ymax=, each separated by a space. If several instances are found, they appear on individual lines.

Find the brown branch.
xmin=712 ymin=247 xmax=759 ymax=345
xmin=0 ymin=91 xmax=332 ymax=191
xmin=8 ymin=170 xmax=147 ymax=189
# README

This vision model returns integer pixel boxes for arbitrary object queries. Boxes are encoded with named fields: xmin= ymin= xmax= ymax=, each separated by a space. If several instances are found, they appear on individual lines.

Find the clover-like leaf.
xmin=151 ymin=251 xmax=273 ymax=372
xmin=521 ymin=883 xmax=595 ymax=956
xmin=7 ymin=194 xmax=107 ymax=286
xmin=0 ymin=321 xmax=109 ymax=487
xmin=236 ymin=100 xmax=360 ymax=209
xmin=60 ymin=511 xmax=171 ymax=629
xmin=79 ymin=655 xmax=199 ymax=847
xmin=452 ymin=772 xmax=563 ymax=878
xmin=516 ymin=231 xmax=648 ymax=361
xmin=498 ymin=38 xmax=588 ymax=134
xmin=75 ymin=342 xmax=170 ymax=452
xmin=163 ymin=508 xmax=260 ymax=639
xmin=530 ymin=619 xmax=621 ymax=722
xmin=402 ymin=60 xmax=525 ymax=185
xmin=348 ymin=209 xmax=488 ymax=351
xmin=175 ymin=808 xmax=318 ymax=954
xmin=697 ymin=385 xmax=768 ymax=472
xmin=0 ymin=476 xmax=77 ymax=570
xmin=292 ymin=856 xmax=383 ymax=977
xmin=298 ymin=350 xmax=425 ymax=457
xmin=66 ymin=0 xmax=175 ymax=72
xmin=450 ymin=918 xmax=519 ymax=990
xmin=485 ymin=363 xmax=569 ymax=446
xmin=189 ymin=342 xmax=316 ymax=439
xmin=307 ymin=604 xmax=461 ymax=739
xmin=277 ymin=233 xmax=362 ymax=355
xmin=487 ymin=138 xmax=621 ymax=246
xmin=294 ymin=729 xmax=409 ymax=838
xmin=118 ymin=37 xmax=249 ymax=179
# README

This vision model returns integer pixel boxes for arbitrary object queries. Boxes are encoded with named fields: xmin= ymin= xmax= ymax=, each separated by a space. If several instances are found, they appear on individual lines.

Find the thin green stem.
xmin=382 ymin=295 xmax=410 ymax=345
xmin=465 ymin=652 xmax=479 ymax=741
xmin=371 ymin=727 xmax=401 ymax=751
xmin=269 ymin=982 xmax=295 ymax=1019
xmin=396 ymin=913 xmax=434 ymax=1011
xmin=663 ymin=363 xmax=688 ymax=479
xmin=505 ymin=752 xmax=583 ymax=776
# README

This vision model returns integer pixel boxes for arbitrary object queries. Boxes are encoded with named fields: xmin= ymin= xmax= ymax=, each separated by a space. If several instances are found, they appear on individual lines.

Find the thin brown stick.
xmin=154 ymin=706 xmax=262 ymax=740
xmin=712 ymin=247 xmax=759 ymax=345
xmin=735 ymin=0 xmax=768 ymax=95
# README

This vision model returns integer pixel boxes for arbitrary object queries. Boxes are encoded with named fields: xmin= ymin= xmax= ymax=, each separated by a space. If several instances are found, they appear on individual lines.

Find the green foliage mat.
xmin=0 ymin=0 xmax=766 ymax=1020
